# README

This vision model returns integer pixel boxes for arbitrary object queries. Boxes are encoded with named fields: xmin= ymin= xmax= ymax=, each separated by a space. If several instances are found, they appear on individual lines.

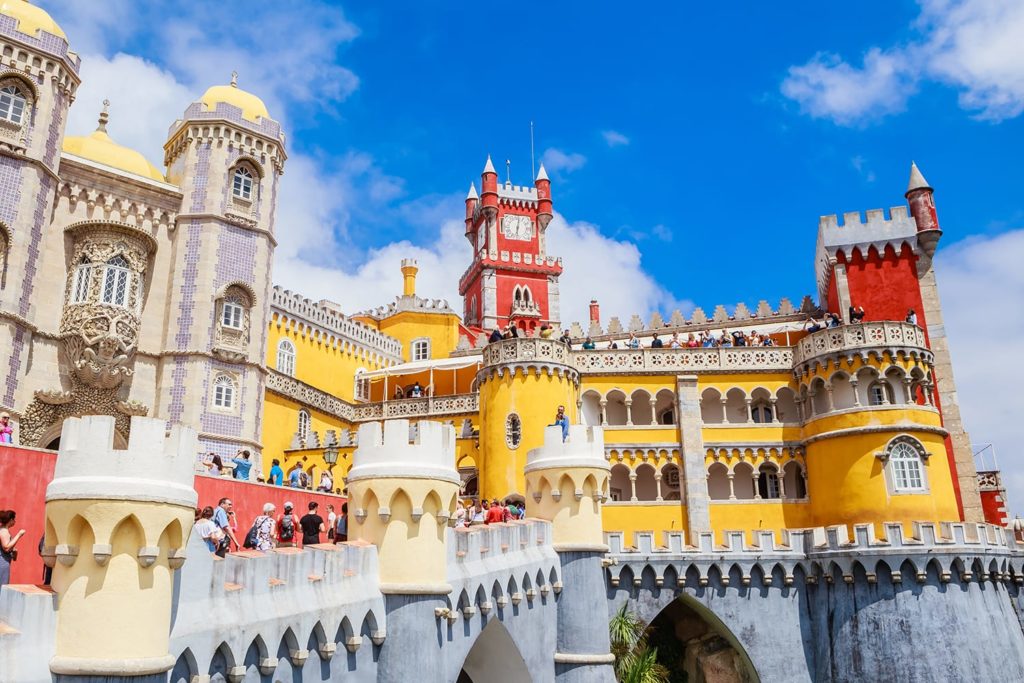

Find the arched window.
xmin=213 ymin=374 xmax=236 ymax=409
xmin=868 ymin=380 xmax=894 ymax=406
xmin=751 ymin=401 xmax=773 ymax=424
xmin=411 ymin=338 xmax=430 ymax=362
xmin=468 ymin=295 xmax=477 ymax=324
xmin=506 ymin=413 xmax=522 ymax=449
xmin=221 ymin=296 xmax=244 ymax=329
xmin=886 ymin=437 xmax=928 ymax=492
xmin=100 ymin=255 xmax=131 ymax=307
xmin=232 ymin=167 xmax=254 ymax=200
xmin=0 ymin=85 xmax=27 ymax=125
xmin=297 ymin=409 xmax=311 ymax=441
xmin=757 ymin=464 xmax=781 ymax=499
xmin=276 ymin=339 xmax=296 ymax=376
xmin=71 ymin=257 xmax=92 ymax=303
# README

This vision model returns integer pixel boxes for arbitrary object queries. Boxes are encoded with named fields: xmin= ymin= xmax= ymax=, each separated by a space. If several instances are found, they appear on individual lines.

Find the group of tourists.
xmin=192 ymin=498 xmax=349 ymax=556
xmin=454 ymin=498 xmax=526 ymax=527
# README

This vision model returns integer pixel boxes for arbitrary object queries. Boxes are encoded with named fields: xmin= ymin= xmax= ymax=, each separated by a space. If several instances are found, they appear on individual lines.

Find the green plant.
xmin=610 ymin=604 xmax=670 ymax=683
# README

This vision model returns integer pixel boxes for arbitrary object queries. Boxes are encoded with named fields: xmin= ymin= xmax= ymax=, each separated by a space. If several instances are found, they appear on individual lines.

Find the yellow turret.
xmin=400 ymin=258 xmax=419 ymax=297
xmin=43 ymin=416 xmax=198 ymax=678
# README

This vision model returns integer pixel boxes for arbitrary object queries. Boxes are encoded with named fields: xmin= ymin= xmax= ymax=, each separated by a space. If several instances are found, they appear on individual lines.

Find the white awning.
xmin=361 ymin=354 xmax=482 ymax=382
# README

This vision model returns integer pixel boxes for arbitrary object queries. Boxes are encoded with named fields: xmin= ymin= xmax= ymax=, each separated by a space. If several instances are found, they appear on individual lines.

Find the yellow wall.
xmin=261 ymin=391 xmax=354 ymax=481
xmin=356 ymin=309 xmax=461 ymax=362
xmin=602 ymin=503 xmax=686 ymax=541
xmin=266 ymin=312 xmax=389 ymax=401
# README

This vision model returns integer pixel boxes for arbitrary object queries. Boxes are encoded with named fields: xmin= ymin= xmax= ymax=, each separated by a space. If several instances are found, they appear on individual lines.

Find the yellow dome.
xmin=63 ymin=129 xmax=166 ymax=183
xmin=0 ymin=0 xmax=66 ymax=39
xmin=201 ymin=77 xmax=270 ymax=123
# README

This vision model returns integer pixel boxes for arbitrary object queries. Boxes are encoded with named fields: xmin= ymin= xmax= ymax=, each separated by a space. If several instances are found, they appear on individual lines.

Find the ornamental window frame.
xmin=505 ymin=413 xmax=522 ymax=449
xmin=0 ymin=83 xmax=28 ymax=126
xmin=411 ymin=337 xmax=430 ymax=362
xmin=99 ymin=254 xmax=132 ymax=307
xmin=877 ymin=435 xmax=930 ymax=494
xmin=868 ymin=380 xmax=894 ymax=406
xmin=297 ymin=409 xmax=311 ymax=441
xmin=70 ymin=256 xmax=92 ymax=303
xmin=276 ymin=338 xmax=296 ymax=377
xmin=221 ymin=297 xmax=245 ymax=330
xmin=212 ymin=373 xmax=237 ymax=411
xmin=354 ymin=368 xmax=370 ymax=402
xmin=231 ymin=166 xmax=255 ymax=201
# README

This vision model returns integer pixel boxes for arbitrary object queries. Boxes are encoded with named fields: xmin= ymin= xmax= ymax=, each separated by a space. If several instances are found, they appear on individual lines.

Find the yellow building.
xmin=259 ymin=161 xmax=983 ymax=548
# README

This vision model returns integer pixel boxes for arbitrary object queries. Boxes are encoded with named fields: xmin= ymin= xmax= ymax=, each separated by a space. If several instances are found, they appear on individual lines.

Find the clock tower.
xmin=459 ymin=157 xmax=563 ymax=334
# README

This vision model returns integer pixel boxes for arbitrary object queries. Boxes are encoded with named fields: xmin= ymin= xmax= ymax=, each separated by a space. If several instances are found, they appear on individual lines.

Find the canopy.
xmin=361 ymin=354 xmax=482 ymax=382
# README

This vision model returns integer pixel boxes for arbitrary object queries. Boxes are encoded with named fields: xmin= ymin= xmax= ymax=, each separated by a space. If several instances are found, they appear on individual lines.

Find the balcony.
xmin=351 ymin=393 xmax=479 ymax=421
xmin=792 ymin=321 xmax=930 ymax=369
xmin=573 ymin=347 xmax=794 ymax=375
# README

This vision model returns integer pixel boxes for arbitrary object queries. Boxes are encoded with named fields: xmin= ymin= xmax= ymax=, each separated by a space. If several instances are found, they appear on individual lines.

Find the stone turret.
xmin=44 ymin=415 xmax=198 ymax=680
xmin=347 ymin=419 xmax=460 ymax=593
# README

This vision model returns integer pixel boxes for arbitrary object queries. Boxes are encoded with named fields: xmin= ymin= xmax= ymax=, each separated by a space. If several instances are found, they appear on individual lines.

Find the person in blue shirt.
xmin=232 ymin=450 xmax=253 ymax=481
xmin=268 ymin=459 xmax=284 ymax=486
xmin=553 ymin=405 xmax=570 ymax=442
xmin=288 ymin=463 xmax=303 ymax=488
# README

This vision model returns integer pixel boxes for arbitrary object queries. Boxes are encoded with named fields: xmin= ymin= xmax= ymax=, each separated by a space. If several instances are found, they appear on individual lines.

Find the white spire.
xmin=466 ymin=182 xmax=478 ymax=200
xmin=906 ymin=161 xmax=931 ymax=193
xmin=483 ymin=155 xmax=496 ymax=174
xmin=535 ymin=162 xmax=549 ymax=182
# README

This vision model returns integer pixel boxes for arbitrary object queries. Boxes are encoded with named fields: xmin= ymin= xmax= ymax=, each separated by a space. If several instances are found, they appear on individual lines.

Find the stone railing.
xmin=977 ymin=471 xmax=1002 ymax=492
xmin=573 ymin=347 xmax=794 ymax=375
xmin=481 ymin=338 xmax=572 ymax=368
xmin=793 ymin=321 xmax=928 ymax=367
xmin=351 ymin=394 xmax=479 ymax=421
xmin=266 ymin=371 xmax=356 ymax=422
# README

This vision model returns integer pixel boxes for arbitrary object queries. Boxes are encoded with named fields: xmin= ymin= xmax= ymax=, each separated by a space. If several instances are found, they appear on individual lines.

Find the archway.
xmin=457 ymin=619 xmax=531 ymax=683
xmin=631 ymin=595 xmax=758 ymax=682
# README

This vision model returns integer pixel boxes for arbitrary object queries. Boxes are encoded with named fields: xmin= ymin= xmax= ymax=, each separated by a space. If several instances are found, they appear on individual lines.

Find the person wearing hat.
xmin=0 ymin=412 xmax=12 ymax=444
xmin=276 ymin=502 xmax=298 ymax=547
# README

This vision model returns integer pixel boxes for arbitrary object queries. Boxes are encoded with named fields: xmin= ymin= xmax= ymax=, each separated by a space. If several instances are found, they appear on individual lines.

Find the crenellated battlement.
xmin=347 ymin=419 xmax=458 ymax=484
xmin=526 ymin=425 xmax=607 ymax=473
xmin=47 ymin=415 xmax=198 ymax=508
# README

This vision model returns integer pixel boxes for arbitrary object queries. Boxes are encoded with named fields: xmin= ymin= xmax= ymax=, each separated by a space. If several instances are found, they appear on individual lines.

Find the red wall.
xmin=980 ymin=487 xmax=1009 ymax=526
xmin=0 ymin=445 xmax=345 ymax=585
xmin=839 ymin=244 xmax=927 ymax=329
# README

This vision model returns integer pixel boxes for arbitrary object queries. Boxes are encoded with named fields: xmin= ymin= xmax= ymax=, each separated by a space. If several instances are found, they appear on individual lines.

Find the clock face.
xmin=501 ymin=214 xmax=534 ymax=241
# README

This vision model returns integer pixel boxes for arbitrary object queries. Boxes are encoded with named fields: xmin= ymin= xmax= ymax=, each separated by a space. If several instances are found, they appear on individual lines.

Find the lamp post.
xmin=324 ymin=444 xmax=340 ymax=493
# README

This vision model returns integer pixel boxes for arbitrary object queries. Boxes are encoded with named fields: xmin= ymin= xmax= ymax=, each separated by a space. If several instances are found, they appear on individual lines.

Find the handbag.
xmin=9 ymin=548 xmax=16 ymax=561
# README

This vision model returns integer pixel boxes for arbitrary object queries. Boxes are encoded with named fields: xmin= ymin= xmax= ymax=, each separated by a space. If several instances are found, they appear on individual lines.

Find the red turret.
xmin=535 ymin=162 xmax=552 ymax=230
xmin=906 ymin=162 xmax=939 ymax=234
xmin=464 ymin=182 xmax=479 ymax=241
xmin=481 ymin=155 xmax=498 ymax=216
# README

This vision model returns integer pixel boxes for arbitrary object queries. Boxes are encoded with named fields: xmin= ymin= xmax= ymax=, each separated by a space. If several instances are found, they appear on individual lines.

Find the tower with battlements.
xmin=459 ymin=157 xmax=562 ymax=334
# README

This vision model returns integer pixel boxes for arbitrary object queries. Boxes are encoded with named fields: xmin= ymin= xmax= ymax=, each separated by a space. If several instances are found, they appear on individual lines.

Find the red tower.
xmin=815 ymin=162 xmax=982 ymax=522
xmin=459 ymin=157 xmax=563 ymax=334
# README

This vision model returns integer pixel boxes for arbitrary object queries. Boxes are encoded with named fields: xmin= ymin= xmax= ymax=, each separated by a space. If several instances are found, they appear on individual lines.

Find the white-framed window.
xmin=297 ymin=409 xmax=311 ymax=441
xmin=758 ymin=465 xmax=781 ymax=499
xmin=276 ymin=338 xmax=296 ymax=376
xmin=222 ymin=297 xmax=244 ymax=329
xmin=71 ymin=259 xmax=92 ymax=303
xmin=411 ymin=338 xmax=430 ymax=362
xmin=213 ymin=374 xmax=236 ymax=409
xmin=886 ymin=437 xmax=928 ymax=492
xmin=868 ymin=380 xmax=893 ymax=406
xmin=0 ymin=85 xmax=27 ymax=125
xmin=232 ymin=167 xmax=254 ymax=200
xmin=751 ymin=401 xmax=773 ymax=424
xmin=100 ymin=255 xmax=131 ymax=307
xmin=355 ymin=368 xmax=369 ymax=401
xmin=505 ymin=413 xmax=522 ymax=449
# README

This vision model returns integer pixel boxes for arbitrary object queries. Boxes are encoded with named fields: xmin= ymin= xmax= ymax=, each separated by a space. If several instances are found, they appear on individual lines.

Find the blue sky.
xmin=43 ymin=1 xmax=1024 ymax=510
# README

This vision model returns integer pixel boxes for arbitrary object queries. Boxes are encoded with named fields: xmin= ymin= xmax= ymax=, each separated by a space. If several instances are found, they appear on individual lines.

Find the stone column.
xmin=676 ymin=375 xmax=711 ymax=545
xmin=744 ymin=398 xmax=753 ymax=424
xmin=45 ymin=416 xmax=198 ymax=682
xmin=727 ymin=472 xmax=736 ymax=500
xmin=629 ymin=471 xmax=637 ymax=502
xmin=850 ymin=379 xmax=861 ymax=406
xmin=525 ymin=425 xmax=615 ymax=683
xmin=624 ymin=398 xmax=633 ymax=426
xmin=599 ymin=399 xmax=608 ymax=426
xmin=654 ymin=471 xmax=663 ymax=502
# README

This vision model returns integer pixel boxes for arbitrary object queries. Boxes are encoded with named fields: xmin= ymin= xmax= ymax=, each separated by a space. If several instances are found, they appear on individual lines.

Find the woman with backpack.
xmin=276 ymin=502 xmax=298 ymax=548
xmin=249 ymin=503 xmax=276 ymax=551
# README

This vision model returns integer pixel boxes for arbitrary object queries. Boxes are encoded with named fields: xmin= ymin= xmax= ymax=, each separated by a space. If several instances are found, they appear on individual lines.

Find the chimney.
xmin=589 ymin=299 xmax=600 ymax=324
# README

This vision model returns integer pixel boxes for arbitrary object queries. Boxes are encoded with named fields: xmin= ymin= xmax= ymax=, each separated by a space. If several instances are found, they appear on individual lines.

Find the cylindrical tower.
xmin=44 ymin=415 xmax=198 ymax=680
xmin=525 ymin=423 xmax=614 ymax=682
xmin=477 ymin=337 xmax=579 ymax=500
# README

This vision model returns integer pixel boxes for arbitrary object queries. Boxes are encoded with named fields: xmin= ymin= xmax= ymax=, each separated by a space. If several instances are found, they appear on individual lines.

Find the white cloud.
xmin=936 ymin=229 xmax=1024 ymax=515
xmin=541 ymin=148 xmax=587 ymax=175
xmin=850 ymin=155 xmax=877 ymax=183
xmin=781 ymin=0 xmax=1024 ymax=124
xmin=602 ymin=130 xmax=630 ymax=147
xmin=781 ymin=48 xmax=914 ymax=125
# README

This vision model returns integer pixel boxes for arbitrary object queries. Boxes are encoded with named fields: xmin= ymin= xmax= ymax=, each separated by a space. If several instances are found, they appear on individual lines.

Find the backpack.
xmin=243 ymin=519 xmax=260 ymax=549
xmin=299 ymin=471 xmax=309 ymax=488
xmin=279 ymin=514 xmax=295 ymax=541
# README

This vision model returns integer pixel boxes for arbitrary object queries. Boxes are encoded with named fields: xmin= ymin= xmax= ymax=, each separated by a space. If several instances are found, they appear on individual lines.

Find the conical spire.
xmin=97 ymin=99 xmax=110 ymax=133
xmin=535 ymin=162 xmax=549 ymax=182
xmin=906 ymin=161 xmax=931 ymax=193
xmin=482 ymin=155 xmax=496 ymax=174
xmin=466 ymin=182 xmax=478 ymax=200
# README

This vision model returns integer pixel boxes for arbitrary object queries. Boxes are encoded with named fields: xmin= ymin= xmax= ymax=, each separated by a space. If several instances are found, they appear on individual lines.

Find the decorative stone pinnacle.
xmin=231 ymin=70 xmax=239 ymax=88
xmin=97 ymin=99 xmax=110 ymax=132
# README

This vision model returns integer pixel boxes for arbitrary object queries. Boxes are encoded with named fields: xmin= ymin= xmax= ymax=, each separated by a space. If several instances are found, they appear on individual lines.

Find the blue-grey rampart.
xmin=607 ymin=521 xmax=1024 ymax=683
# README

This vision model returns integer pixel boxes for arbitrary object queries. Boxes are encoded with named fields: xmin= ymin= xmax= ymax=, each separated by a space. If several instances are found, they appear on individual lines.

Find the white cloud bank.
xmin=541 ymin=147 xmax=587 ymax=175
xmin=601 ymin=130 xmax=630 ymax=147
xmin=936 ymin=229 xmax=1024 ymax=515
xmin=781 ymin=0 xmax=1024 ymax=124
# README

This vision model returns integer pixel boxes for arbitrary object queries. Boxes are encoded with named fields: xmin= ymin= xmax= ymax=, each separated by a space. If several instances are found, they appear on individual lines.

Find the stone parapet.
xmin=480 ymin=337 xmax=574 ymax=377
xmin=348 ymin=420 xmax=458 ymax=484
xmin=573 ymin=347 xmax=793 ymax=375
xmin=793 ymin=321 xmax=930 ymax=370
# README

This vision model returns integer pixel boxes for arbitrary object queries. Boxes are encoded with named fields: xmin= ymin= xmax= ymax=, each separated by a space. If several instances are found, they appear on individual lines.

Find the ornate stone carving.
xmin=21 ymin=383 xmax=149 ymax=448
xmin=792 ymin=322 xmax=931 ymax=370
xmin=573 ymin=347 xmax=794 ymax=375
